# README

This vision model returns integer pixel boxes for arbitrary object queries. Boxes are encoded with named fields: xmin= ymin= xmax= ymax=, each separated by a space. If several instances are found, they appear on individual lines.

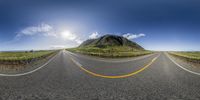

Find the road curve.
xmin=0 ymin=51 xmax=199 ymax=100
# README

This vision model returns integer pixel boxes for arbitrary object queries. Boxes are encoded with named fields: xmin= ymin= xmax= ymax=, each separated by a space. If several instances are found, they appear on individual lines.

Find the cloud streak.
xmin=122 ymin=33 xmax=145 ymax=40
xmin=15 ymin=23 xmax=83 ymax=44
xmin=89 ymin=32 xmax=100 ymax=39
xmin=16 ymin=23 xmax=56 ymax=38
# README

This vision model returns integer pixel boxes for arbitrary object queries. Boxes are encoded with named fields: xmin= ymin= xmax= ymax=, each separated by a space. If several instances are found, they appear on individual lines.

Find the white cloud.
xmin=14 ymin=23 xmax=106 ymax=49
xmin=16 ymin=23 xmax=82 ymax=44
xmin=16 ymin=23 xmax=56 ymax=38
xmin=75 ymin=39 xmax=83 ymax=44
xmin=89 ymin=32 xmax=100 ymax=39
xmin=122 ymin=33 xmax=145 ymax=40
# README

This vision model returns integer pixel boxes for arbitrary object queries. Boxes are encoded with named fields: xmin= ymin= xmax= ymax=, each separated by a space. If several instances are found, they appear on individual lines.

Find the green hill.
xmin=67 ymin=34 xmax=152 ymax=58
xmin=79 ymin=34 xmax=144 ymax=50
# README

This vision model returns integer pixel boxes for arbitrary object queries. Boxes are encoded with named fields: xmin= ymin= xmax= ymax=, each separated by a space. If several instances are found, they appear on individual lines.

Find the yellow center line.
xmin=70 ymin=55 xmax=159 ymax=79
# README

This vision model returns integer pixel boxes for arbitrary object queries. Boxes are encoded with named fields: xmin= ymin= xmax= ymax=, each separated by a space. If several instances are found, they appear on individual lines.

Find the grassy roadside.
xmin=67 ymin=46 xmax=153 ymax=58
xmin=0 ymin=50 xmax=58 ymax=65
xmin=169 ymin=51 xmax=200 ymax=64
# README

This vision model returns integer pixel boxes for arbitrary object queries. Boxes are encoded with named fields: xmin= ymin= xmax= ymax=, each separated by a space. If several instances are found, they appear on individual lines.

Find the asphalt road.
xmin=0 ymin=51 xmax=200 ymax=100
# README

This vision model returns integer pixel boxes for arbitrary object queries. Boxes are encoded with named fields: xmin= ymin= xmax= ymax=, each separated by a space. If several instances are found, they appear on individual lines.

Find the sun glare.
xmin=60 ymin=30 xmax=76 ymax=40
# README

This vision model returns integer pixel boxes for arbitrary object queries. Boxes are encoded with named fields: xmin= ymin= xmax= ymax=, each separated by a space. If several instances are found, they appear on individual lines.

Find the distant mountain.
xmin=79 ymin=34 xmax=144 ymax=50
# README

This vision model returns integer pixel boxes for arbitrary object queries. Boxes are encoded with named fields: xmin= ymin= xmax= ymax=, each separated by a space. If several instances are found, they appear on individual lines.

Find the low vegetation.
xmin=67 ymin=46 xmax=152 ymax=58
xmin=0 ymin=50 xmax=57 ymax=65
xmin=169 ymin=51 xmax=200 ymax=63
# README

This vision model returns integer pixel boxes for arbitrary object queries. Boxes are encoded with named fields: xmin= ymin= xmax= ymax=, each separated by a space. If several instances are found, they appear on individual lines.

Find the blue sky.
xmin=0 ymin=0 xmax=200 ymax=51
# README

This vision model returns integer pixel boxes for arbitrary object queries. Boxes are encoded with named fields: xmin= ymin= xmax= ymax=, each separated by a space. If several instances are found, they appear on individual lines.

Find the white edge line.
xmin=64 ymin=51 xmax=82 ymax=66
xmin=66 ymin=50 xmax=156 ymax=63
xmin=165 ymin=52 xmax=200 ymax=76
xmin=71 ymin=58 xmax=82 ymax=67
xmin=0 ymin=51 xmax=60 ymax=77
xmin=64 ymin=51 xmax=82 ymax=67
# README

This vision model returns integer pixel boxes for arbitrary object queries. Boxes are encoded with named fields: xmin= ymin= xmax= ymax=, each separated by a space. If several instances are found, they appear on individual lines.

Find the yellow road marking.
xmin=70 ymin=56 xmax=159 ymax=79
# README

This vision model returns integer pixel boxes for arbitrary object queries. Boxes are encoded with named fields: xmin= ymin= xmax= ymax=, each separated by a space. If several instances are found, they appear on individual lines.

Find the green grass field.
xmin=169 ymin=52 xmax=200 ymax=60
xmin=0 ymin=50 xmax=56 ymax=61
xmin=169 ymin=52 xmax=200 ymax=65
xmin=0 ymin=50 xmax=58 ymax=71
xmin=67 ymin=46 xmax=152 ymax=58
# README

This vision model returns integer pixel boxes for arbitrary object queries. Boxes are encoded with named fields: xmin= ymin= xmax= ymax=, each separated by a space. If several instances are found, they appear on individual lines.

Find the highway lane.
xmin=0 ymin=51 xmax=200 ymax=100
xmin=68 ymin=51 xmax=159 ymax=76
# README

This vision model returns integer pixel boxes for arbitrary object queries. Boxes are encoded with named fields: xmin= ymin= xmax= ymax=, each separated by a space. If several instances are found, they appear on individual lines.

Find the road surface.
xmin=0 ymin=51 xmax=200 ymax=100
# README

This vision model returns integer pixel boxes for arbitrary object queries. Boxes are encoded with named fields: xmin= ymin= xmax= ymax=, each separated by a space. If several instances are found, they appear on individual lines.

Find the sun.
xmin=60 ymin=30 xmax=76 ymax=40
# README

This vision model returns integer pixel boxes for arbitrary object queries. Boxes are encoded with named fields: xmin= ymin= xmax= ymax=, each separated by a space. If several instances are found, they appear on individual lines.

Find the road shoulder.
xmin=165 ymin=52 xmax=200 ymax=75
xmin=0 ymin=51 xmax=60 ymax=76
